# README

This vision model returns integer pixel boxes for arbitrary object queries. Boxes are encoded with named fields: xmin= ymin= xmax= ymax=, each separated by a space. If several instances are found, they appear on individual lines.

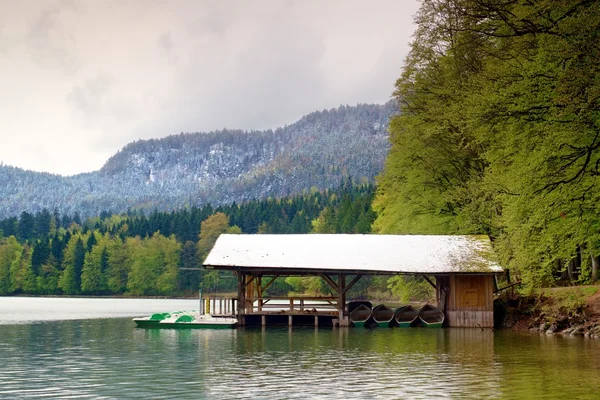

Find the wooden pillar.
xmin=237 ymin=272 xmax=245 ymax=325
xmin=245 ymin=274 xmax=255 ymax=314
xmin=314 ymin=315 xmax=319 ymax=327
xmin=338 ymin=274 xmax=347 ymax=326
xmin=257 ymin=276 xmax=262 ymax=312
xmin=288 ymin=315 xmax=293 ymax=327
xmin=262 ymin=314 xmax=267 ymax=326
xmin=435 ymin=276 xmax=450 ymax=313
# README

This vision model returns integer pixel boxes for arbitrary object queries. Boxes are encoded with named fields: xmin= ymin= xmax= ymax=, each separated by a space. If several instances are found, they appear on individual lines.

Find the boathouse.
xmin=203 ymin=234 xmax=503 ymax=328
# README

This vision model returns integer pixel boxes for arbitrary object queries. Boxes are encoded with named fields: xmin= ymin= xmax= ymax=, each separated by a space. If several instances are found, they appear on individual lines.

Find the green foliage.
xmin=263 ymin=277 xmax=292 ymax=296
xmin=0 ymin=237 xmax=21 ymax=295
xmin=81 ymin=234 xmax=109 ymax=294
xmin=534 ymin=287 xmax=598 ymax=326
xmin=0 ymin=182 xmax=376 ymax=296
xmin=197 ymin=213 xmax=230 ymax=262
xmin=387 ymin=276 xmax=435 ymax=303
xmin=284 ymin=276 xmax=328 ymax=295
xmin=154 ymin=234 xmax=180 ymax=294
xmin=124 ymin=236 xmax=151 ymax=296
xmin=374 ymin=0 xmax=600 ymax=288
xmin=36 ymin=255 xmax=61 ymax=295
xmin=123 ymin=233 xmax=180 ymax=295
xmin=226 ymin=225 xmax=242 ymax=234
xmin=11 ymin=247 xmax=36 ymax=294
xmin=178 ymin=240 xmax=199 ymax=293
xmin=106 ymin=237 xmax=127 ymax=293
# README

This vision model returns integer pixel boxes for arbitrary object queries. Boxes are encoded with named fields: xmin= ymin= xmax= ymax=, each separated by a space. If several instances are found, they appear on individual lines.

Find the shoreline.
xmin=3 ymin=294 xmax=205 ymax=300
xmin=495 ymin=285 xmax=600 ymax=338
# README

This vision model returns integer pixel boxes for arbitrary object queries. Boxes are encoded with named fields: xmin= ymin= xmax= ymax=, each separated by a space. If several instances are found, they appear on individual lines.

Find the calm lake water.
xmin=1 ymin=297 xmax=600 ymax=399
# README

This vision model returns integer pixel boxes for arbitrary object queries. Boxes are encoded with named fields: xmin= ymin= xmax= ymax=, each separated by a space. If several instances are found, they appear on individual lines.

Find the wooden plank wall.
xmin=445 ymin=275 xmax=494 ymax=328
xmin=446 ymin=310 xmax=494 ymax=328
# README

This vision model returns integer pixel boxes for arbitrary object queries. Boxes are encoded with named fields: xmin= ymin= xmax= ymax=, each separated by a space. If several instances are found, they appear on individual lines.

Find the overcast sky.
xmin=0 ymin=0 xmax=420 ymax=176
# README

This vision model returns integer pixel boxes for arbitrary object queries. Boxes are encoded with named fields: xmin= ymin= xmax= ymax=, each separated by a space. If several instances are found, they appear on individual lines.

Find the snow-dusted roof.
xmin=204 ymin=234 xmax=502 ymax=275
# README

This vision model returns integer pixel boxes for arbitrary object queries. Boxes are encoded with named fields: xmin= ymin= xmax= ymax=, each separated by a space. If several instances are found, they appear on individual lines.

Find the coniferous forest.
xmin=374 ymin=0 xmax=600 ymax=289
xmin=0 ymin=181 xmax=377 ymax=297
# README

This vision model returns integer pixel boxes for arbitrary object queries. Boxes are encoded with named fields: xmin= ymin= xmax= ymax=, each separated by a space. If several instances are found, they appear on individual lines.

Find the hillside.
xmin=0 ymin=102 xmax=396 ymax=219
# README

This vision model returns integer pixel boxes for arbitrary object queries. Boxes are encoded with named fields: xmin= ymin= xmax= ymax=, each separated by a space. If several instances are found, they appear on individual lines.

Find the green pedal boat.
xmin=133 ymin=311 xmax=237 ymax=329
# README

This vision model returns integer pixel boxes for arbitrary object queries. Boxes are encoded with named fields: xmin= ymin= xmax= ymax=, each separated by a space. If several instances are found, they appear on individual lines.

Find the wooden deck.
xmin=203 ymin=295 xmax=342 ymax=326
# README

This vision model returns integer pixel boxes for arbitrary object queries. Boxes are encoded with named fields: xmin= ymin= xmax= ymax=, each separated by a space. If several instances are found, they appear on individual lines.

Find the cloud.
xmin=0 ymin=0 xmax=420 ymax=176
xmin=26 ymin=1 xmax=80 ymax=74
xmin=158 ymin=32 xmax=173 ymax=53
xmin=66 ymin=74 xmax=113 ymax=120
xmin=157 ymin=31 xmax=177 ymax=65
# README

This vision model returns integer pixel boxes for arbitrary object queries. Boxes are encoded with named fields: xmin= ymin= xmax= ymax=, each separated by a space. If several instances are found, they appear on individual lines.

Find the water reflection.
xmin=1 ymin=319 xmax=600 ymax=399
xmin=215 ymin=327 xmax=500 ymax=399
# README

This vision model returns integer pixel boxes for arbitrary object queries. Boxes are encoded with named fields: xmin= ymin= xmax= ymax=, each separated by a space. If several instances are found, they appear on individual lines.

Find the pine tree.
xmin=18 ymin=211 xmax=35 ymax=241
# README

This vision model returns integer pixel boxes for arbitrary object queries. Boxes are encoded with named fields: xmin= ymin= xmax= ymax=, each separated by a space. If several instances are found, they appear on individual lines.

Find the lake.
xmin=1 ymin=297 xmax=599 ymax=399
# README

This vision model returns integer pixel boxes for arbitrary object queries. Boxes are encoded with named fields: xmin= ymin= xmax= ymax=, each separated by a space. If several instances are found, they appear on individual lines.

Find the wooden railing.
xmin=494 ymin=281 xmax=521 ymax=296
xmin=246 ymin=296 xmax=339 ymax=314
xmin=201 ymin=296 xmax=341 ymax=316
xmin=202 ymin=297 xmax=237 ymax=316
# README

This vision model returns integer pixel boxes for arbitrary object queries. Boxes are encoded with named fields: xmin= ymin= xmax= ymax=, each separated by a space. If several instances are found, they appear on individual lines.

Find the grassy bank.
xmin=495 ymin=285 xmax=600 ymax=338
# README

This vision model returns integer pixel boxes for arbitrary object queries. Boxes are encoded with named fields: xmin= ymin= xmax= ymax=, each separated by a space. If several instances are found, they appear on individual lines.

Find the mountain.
xmin=0 ymin=102 xmax=396 ymax=219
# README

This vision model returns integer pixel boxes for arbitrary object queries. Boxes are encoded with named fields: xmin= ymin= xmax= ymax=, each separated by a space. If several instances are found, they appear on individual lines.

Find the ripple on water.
xmin=1 ymin=316 xmax=600 ymax=399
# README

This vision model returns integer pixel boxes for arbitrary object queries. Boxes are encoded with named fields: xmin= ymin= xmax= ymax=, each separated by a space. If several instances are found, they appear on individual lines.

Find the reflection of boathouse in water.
xmin=203 ymin=234 xmax=503 ymax=328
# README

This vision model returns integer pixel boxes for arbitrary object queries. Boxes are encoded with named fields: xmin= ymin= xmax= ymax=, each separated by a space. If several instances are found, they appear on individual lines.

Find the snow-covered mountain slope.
xmin=0 ymin=102 xmax=396 ymax=219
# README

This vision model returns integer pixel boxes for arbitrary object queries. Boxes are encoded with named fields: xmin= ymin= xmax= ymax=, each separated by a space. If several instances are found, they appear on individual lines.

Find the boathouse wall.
xmin=437 ymin=275 xmax=494 ymax=328
xmin=205 ymin=234 xmax=503 ymax=329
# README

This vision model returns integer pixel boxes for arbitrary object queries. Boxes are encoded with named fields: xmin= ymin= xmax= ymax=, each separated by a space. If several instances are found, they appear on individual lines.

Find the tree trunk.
xmin=555 ymin=259 xmax=563 ymax=280
xmin=591 ymin=253 xmax=599 ymax=284
xmin=575 ymin=246 xmax=583 ymax=281
xmin=567 ymin=259 xmax=574 ymax=284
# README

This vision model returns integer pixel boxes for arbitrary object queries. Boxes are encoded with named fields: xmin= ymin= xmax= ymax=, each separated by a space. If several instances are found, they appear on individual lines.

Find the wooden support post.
xmin=320 ymin=274 xmax=339 ymax=293
xmin=338 ymin=274 xmax=347 ymax=326
xmin=288 ymin=315 xmax=293 ymax=327
xmin=261 ymin=274 xmax=280 ymax=292
xmin=262 ymin=315 xmax=267 ymax=326
xmin=422 ymin=275 xmax=436 ymax=289
xmin=257 ymin=276 xmax=263 ymax=312
xmin=219 ymin=298 xmax=223 ymax=315
xmin=343 ymin=274 xmax=364 ymax=295
xmin=314 ymin=315 xmax=319 ymax=327
xmin=241 ymin=274 xmax=258 ymax=291
xmin=245 ymin=274 xmax=255 ymax=314
xmin=237 ymin=272 xmax=245 ymax=325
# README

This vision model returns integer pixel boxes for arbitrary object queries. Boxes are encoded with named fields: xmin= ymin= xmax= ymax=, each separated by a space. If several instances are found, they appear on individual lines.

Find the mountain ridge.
xmin=0 ymin=101 xmax=397 ymax=219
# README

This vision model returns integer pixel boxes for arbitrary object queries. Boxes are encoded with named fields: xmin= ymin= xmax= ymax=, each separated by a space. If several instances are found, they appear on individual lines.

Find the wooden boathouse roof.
xmin=203 ymin=234 xmax=502 ymax=275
